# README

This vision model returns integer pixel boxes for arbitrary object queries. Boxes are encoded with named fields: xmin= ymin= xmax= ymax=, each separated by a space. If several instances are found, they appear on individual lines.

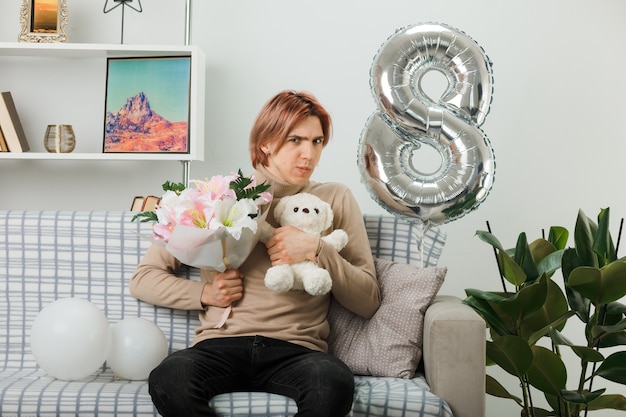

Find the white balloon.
xmin=107 ymin=317 xmax=168 ymax=380
xmin=30 ymin=297 xmax=111 ymax=380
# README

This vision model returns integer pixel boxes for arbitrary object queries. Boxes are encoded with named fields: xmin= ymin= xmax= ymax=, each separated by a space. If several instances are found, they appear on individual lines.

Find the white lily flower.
xmin=209 ymin=198 xmax=259 ymax=240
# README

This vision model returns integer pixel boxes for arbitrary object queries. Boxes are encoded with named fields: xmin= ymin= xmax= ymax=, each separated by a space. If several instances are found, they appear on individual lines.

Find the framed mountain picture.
xmin=103 ymin=56 xmax=192 ymax=154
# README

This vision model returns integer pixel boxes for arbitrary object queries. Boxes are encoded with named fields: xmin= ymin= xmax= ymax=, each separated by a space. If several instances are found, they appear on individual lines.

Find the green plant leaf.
xmin=485 ymin=374 xmax=522 ymax=404
xmin=464 ymin=288 xmax=506 ymax=303
xmin=487 ymin=336 xmax=533 ymax=378
xmin=526 ymin=345 xmax=567 ymax=396
xmin=498 ymin=250 xmax=528 ymax=287
xmin=548 ymin=226 xmax=569 ymax=250
xmin=560 ymin=388 xmax=605 ymax=405
xmin=463 ymin=293 xmax=513 ymax=337
xmin=597 ymin=331 xmax=626 ymax=348
xmin=569 ymin=262 xmax=626 ymax=305
xmin=162 ymin=180 xmax=186 ymax=194
xmin=575 ymin=209 xmax=599 ymax=268
xmin=594 ymin=207 xmax=617 ymax=265
xmin=592 ymin=318 xmax=626 ymax=340
xmin=131 ymin=211 xmax=159 ymax=223
xmin=520 ymin=277 xmax=569 ymax=341
xmin=515 ymin=233 xmax=539 ymax=282
xmin=587 ymin=394 xmax=626 ymax=411
xmin=476 ymin=230 xmax=505 ymax=251
xmin=526 ymin=310 xmax=576 ymax=347
xmin=606 ymin=301 xmax=626 ymax=315
xmin=535 ymin=249 xmax=565 ymax=279
xmin=549 ymin=328 xmax=605 ymax=362
xmin=593 ymin=351 xmax=626 ymax=384
xmin=499 ymin=274 xmax=548 ymax=321
xmin=523 ymin=408 xmax=552 ymax=417
xmin=561 ymin=248 xmax=591 ymax=323
xmin=528 ymin=238 xmax=556 ymax=264
xmin=229 ymin=169 xmax=271 ymax=200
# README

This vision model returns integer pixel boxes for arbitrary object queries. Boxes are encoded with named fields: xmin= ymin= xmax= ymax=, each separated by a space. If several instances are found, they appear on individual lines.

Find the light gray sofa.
xmin=0 ymin=210 xmax=485 ymax=417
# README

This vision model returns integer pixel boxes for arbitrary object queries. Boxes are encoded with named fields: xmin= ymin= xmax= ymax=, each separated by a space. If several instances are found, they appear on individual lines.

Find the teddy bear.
xmin=259 ymin=192 xmax=349 ymax=296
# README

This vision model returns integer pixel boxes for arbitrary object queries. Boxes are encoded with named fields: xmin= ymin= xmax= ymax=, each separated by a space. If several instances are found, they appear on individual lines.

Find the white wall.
xmin=1 ymin=0 xmax=625 ymax=415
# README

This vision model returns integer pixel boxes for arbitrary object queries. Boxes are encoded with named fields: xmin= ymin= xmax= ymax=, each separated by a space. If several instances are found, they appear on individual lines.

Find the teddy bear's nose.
xmin=303 ymin=208 xmax=310 ymax=213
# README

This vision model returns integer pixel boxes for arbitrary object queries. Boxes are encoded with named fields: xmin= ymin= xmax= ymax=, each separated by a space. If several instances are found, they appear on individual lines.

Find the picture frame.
xmin=19 ymin=0 xmax=68 ymax=43
xmin=103 ymin=56 xmax=192 ymax=154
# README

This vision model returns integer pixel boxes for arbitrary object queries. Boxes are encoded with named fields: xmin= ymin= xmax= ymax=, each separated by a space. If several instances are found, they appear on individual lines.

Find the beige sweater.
xmin=129 ymin=167 xmax=380 ymax=352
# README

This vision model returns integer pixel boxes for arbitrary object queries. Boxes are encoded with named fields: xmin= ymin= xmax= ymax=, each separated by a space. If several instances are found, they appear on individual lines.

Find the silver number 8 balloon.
xmin=358 ymin=22 xmax=496 ymax=228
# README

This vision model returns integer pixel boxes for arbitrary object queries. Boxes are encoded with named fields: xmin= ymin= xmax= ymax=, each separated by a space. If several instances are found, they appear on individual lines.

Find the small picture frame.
xmin=103 ymin=56 xmax=192 ymax=154
xmin=18 ymin=0 xmax=68 ymax=43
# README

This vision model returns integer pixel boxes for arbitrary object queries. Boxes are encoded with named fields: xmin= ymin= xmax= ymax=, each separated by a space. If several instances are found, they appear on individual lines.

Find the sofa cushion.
xmin=0 ymin=369 xmax=452 ymax=417
xmin=361 ymin=214 xmax=446 ymax=268
xmin=327 ymin=259 xmax=446 ymax=378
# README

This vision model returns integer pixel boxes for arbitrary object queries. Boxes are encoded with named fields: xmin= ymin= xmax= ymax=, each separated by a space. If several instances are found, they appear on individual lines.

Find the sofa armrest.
xmin=423 ymin=295 xmax=486 ymax=417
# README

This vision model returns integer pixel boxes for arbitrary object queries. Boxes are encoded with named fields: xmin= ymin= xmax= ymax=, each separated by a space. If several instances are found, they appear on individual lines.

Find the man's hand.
xmin=265 ymin=225 xmax=318 ymax=266
xmin=201 ymin=269 xmax=244 ymax=308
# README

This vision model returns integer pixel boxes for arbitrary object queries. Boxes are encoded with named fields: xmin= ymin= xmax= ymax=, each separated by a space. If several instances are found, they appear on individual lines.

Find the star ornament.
xmin=103 ymin=0 xmax=143 ymax=14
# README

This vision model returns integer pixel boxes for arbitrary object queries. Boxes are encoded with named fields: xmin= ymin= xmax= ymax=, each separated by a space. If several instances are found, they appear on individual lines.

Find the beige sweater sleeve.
xmin=312 ymin=184 xmax=381 ymax=319
xmin=129 ymin=243 xmax=207 ymax=311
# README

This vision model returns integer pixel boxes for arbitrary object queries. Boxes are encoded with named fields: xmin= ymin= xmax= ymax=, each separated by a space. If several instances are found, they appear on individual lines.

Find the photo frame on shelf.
xmin=103 ymin=56 xmax=192 ymax=154
xmin=18 ymin=0 xmax=68 ymax=43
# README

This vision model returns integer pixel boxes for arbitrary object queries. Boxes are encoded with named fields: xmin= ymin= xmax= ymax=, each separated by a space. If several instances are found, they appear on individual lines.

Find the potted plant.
xmin=464 ymin=208 xmax=626 ymax=416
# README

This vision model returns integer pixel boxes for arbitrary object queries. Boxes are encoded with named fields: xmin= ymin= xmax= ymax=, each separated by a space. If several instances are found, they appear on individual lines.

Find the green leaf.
xmin=575 ymin=209 xmax=599 ymax=268
xmin=606 ymin=301 xmax=626 ymax=315
xmin=549 ymin=328 xmax=605 ymax=362
xmin=597 ymin=331 xmax=626 ymax=348
xmin=569 ymin=262 xmax=626 ymax=305
xmin=594 ymin=207 xmax=617 ymax=265
xmin=162 ymin=180 xmax=186 ymax=194
xmin=485 ymin=374 xmax=522 ymax=404
xmin=229 ymin=169 xmax=271 ymax=200
xmin=463 ymin=293 xmax=513 ymax=336
xmin=520 ymin=277 xmax=569 ymax=341
xmin=587 ymin=394 xmax=626 ymax=411
xmin=528 ymin=238 xmax=557 ymax=265
xmin=548 ymin=226 xmax=569 ymax=251
xmin=535 ymin=249 xmax=565 ymax=279
xmin=464 ymin=288 xmax=506 ymax=303
xmin=561 ymin=248 xmax=591 ymax=323
xmin=526 ymin=345 xmax=567 ymax=396
xmin=520 ymin=407 xmax=554 ymax=417
xmin=560 ymin=388 xmax=605 ymax=404
xmin=487 ymin=335 xmax=533 ymax=378
xmin=499 ymin=274 xmax=548 ymax=321
xmin=593 ymin=351 xmax=626 ymax=384
xmin=526 ymin=310 xmax=576 ymax=347
xmin=593 ymin=318 xmax=626 ymax=340
xmin=476 ymin=230 xmax=505 ymax=251
xmin=523 ymin=408 xmax=553 ymax=417
xmin=131 ymin=211 xmax=159 ymax=223
xmin=498 ymin=250 xmax=528 ymax=287
xmin=515 ymin=233 xmax=539 ymax=282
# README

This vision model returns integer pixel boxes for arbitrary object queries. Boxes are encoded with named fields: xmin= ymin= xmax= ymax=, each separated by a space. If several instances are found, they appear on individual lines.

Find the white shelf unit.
xmin=0 ymin=42 xmax=206 ymax=166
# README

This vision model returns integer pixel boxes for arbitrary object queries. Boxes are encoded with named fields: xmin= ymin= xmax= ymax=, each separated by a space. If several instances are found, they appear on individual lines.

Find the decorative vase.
xmin=44 ymin=124 xmax=75 ymax=153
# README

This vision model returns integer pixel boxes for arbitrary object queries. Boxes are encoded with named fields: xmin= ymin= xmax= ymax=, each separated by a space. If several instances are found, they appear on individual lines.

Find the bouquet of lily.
xmin=133 ymin=170 xmax=272 ymax=271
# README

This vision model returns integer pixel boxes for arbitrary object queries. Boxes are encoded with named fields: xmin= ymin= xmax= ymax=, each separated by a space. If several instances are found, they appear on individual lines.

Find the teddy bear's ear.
xmin=273 ymin=197 xmax=289 ymax=222
xmin=320 ymin=200 xmax=333 ymax=230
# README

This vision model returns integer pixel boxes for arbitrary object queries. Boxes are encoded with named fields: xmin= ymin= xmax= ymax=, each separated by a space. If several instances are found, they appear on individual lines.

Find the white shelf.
xmin=0 ymin=42 xmax=206 ymax=164
xmin=0 ymin=152 xmax=195 ymax=161
xmin=0 ymin=41 xmax=199 ymax=59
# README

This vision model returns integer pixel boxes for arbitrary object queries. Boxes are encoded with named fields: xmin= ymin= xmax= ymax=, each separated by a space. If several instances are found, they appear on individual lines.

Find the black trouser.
xmin=149 ymin=335 xmax=354 ymax=417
